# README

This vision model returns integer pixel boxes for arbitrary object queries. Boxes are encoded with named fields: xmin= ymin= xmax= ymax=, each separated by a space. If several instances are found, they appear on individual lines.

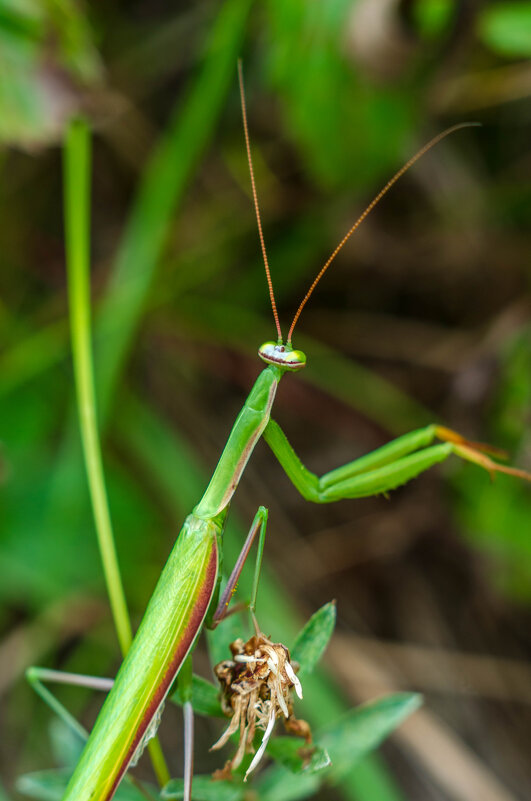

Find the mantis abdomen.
xmin=62 ymin=513 xmax=223 ymax=801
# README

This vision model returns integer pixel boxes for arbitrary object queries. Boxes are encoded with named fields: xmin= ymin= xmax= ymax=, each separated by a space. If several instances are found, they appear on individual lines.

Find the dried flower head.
xmin=211 ymin=631 xmax=311 ymax=781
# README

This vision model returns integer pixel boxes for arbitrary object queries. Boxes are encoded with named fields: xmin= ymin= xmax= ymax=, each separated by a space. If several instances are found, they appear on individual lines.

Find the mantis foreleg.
xmin=264 ymin=420 xmax=531 ymax=502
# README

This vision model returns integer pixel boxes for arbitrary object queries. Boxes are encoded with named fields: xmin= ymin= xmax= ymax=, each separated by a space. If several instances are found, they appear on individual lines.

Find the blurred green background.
xmin=1 ymin=1 xmax=531 ymax=799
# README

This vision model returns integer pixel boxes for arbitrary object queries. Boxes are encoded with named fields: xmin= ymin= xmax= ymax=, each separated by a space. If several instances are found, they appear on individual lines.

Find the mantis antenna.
xmin=287 ymin=121 xmax=481 ymax=344
xmin=238 ymin=60 xmax=283 ymax=344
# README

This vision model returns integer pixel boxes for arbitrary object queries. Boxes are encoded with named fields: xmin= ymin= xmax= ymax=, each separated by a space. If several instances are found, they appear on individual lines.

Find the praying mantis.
xmin=28 ymin=64 xmax=531 ymax=801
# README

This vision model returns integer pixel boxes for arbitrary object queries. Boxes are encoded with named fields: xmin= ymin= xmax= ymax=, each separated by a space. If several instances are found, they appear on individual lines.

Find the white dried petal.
xmin=234 ymin=654 xmax=265 ymax=663
xmin=267 ymin=657 xmax=278 ymax=674
xmin=244 ymin=708 xmax=276 ymax=781
xmin=263 ymin=645 xmax=279 ymax=664
xmin=211 ymin=696 xmax=242 ymax=750
xmin=275 ymin=680 xmax=289 ymax=718
xmin=285 ymin=661 xmax=303 ymax=699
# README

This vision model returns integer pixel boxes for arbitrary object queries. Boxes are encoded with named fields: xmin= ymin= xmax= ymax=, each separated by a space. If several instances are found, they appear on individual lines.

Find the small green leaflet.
xmin=162 ymin=775 xmax=243 ymax=801
xmin=171 ymin=673 xmax=224 ymax=718
xmin=256 ymin=692 xmax=421 ymax=801
xmin=256 ymin=768 xmax=321 ymax=801
xmin=319 ymin=693 xmax=422 ymax=781
xmin=291 ymin=601 xmax=336 ymax=675
xmin=266 ymin=737 xmax=331 ymax=775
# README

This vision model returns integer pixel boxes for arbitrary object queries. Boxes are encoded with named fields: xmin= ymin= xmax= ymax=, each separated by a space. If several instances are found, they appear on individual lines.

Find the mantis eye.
xmin=258 ymin=342 xmax=307 ymax=371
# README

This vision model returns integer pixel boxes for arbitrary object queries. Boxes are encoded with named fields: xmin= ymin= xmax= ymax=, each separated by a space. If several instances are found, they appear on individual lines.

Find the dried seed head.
xmin=211 ymin=631 xmax=311 ymax=781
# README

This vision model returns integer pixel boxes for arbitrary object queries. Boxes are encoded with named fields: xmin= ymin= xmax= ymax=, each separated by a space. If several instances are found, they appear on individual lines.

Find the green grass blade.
xmin=63 ymin=118 xmax=133 ymax=656
xmin=63 ymin=118 xmax=169 ymax=787
xmin=291 ymin=601 xmax=336 ymax=676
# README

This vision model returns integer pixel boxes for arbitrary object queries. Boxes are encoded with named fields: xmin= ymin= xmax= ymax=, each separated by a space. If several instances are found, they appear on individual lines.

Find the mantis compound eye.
xmin=258 ymin=342 xmax=307 ymax=371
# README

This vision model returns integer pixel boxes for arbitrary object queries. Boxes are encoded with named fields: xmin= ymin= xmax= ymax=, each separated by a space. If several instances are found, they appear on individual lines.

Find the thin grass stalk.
xmin=63 ymin=118 xmax=169 ymax=787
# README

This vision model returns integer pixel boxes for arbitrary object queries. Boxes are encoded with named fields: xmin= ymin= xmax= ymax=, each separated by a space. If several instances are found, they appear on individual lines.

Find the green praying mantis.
xmin=27 ymin=64 xmax=531 ymax=801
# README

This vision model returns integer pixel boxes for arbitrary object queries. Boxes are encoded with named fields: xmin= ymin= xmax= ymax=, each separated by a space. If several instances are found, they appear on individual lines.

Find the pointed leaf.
xmin=257 ymin=767 xmax=321 ymax=801
xmin=267 ymin=737 xmax=331 ymax=775
xmin=171 ymin=673 xmax=224 ymax=718
xmin=291 ymin=601 xmax=336 ymax=675
xmin=320 ymin=693 xmax=422 ymax=780
xmin=162 ymin=775 xmax=243 ymax=801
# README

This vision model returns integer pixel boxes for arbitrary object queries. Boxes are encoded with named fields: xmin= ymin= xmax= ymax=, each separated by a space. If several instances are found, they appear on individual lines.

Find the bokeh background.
xmin=1 ymin=1 xmax=531 ymax=799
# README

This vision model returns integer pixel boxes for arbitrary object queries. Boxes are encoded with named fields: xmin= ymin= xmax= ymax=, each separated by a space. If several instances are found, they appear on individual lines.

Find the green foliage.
xmin=171 ymin=673 xmax=224 ymax=718
xmin=291 ymin=601 xmax=336 ymax=675
xmin=3 ymin=0 xmax=530 ymax=799
xmin=478 ymin=2 xmax=531 ymax=57
xmin=18 ymin=690 xmax=420 ymax=801
xmin=255 ymin=694 xmax=420 ymax=799
xmin=16 ymin=770 xmax=154 ymax=801
xmin=162 ymin=775 xmax=241 ymax=800
xmin=264 ymin=0 xmax=417 ymax=191
xmin=316 ymin=694 xmax=422 ymax=781
xmin=412 ymin=0 xmax=455 ymax=39
xmin=95 ymin=0 xmax=253 ymax=409
xmin=266 ymin=738 xmax=332 ymax=774
xmin=453 ymin=329 xmax=531 ymax=600
xmin=48 ymin=719 xmax=84 ymax=769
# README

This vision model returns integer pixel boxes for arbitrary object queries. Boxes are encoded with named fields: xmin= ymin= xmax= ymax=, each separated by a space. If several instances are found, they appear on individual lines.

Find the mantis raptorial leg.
xmin=29 ymin=62 xmax=531 ymax=801
xmin=263 ymin=421 xmax=529 ymax=502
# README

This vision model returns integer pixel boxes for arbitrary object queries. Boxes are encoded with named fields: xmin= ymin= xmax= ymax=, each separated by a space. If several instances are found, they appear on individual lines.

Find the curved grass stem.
xmin=63 ymin=118 xmax=170 ymax=787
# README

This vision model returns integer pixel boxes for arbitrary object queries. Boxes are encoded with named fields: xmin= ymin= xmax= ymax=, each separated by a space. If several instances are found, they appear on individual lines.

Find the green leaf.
xmin=291 ymin=601 xmax=336 ymax=675
xmin=267 ymin=737 xmax=332 ymax=775
xmin=257 ymin=767 xmax=321 ymax=801
xmin=16 ymin=770 xmax=153 ymax=801
xmin=162 ymin=775 xmax=243 ymax=801
xmin=171 ymin=673 xmax=224 ymax=718
xmin=320 ymin=694 xmax=422 ymax=780
xmin=478 ymin=3 xmax=531 ymax=57
xmin=257 ymin=695 xmax=420 ymax=800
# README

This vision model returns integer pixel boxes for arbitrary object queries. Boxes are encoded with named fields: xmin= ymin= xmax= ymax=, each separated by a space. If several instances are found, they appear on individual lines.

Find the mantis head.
xmin=237 ymin=61 xmax=479 ymax=373
xmin=258 ymin=341 xmax=306 ymax=371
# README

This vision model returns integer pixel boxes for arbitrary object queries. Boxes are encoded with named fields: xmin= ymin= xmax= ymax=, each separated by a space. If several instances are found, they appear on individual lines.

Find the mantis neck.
xmin=193 ymin=366 xmax=282 ymax=520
